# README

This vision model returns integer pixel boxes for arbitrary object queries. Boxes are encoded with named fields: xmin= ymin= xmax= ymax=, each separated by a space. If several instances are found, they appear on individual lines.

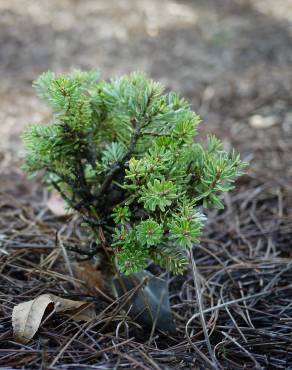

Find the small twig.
xmin=57 ymin=227 xmax=74 ymax=279
xmin=187 ymin=248 xmax=220 ymax=370
xmin=221 ymin=331 xmax=261 ymax=369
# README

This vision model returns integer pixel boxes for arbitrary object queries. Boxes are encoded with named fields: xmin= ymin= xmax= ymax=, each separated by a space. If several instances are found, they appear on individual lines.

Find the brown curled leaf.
xmin=12 ymin=293 xmax=95 ymax=344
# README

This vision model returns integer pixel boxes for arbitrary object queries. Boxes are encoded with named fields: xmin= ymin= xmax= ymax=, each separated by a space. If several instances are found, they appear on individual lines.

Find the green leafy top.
xmin=23 ymin=70 xmax=247 ymax=274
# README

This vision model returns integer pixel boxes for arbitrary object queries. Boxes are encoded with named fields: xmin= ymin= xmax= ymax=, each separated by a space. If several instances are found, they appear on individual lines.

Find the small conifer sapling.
xmin=23 ymin=71 xmax=247 ymax=276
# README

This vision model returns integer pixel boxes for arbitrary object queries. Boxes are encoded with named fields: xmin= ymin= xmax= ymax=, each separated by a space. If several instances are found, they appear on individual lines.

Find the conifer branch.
xmin=23 ymin=70 xmax=247 ymax=274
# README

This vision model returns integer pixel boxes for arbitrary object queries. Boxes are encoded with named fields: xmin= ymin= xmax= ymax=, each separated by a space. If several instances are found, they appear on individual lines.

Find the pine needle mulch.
xmin=0 ymin=170 xmax=291 ymax=369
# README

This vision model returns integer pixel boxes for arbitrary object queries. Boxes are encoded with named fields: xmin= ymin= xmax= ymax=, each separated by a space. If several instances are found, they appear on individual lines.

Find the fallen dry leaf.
xmin=47 ymin=190 xmax=71 ymax=216
xmin=12 ymin=294 xmax=95 ymax=344
xmin=73 ymin=261 xmax=104 ymax=294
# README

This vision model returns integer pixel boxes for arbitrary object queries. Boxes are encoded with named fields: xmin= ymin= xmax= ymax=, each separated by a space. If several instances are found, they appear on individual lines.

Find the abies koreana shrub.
xmin=23 ymin=71 xmax=247 ymax=275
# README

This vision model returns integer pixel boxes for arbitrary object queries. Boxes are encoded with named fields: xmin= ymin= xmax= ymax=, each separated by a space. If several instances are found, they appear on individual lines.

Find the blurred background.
xmin=0 ymin=0 xmax=292 ymax=181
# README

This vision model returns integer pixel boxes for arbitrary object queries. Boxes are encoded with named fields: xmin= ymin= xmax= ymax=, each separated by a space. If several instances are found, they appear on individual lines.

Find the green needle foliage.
xmin=23 ymin=70 xmax=247 ymax=274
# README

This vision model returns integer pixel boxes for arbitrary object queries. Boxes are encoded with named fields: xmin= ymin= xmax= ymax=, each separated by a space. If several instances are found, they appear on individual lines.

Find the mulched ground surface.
xmin=0 ymin=0 xmax=292 ymax=368
xmin=0 ymin=171 xmax=291 ymax=369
